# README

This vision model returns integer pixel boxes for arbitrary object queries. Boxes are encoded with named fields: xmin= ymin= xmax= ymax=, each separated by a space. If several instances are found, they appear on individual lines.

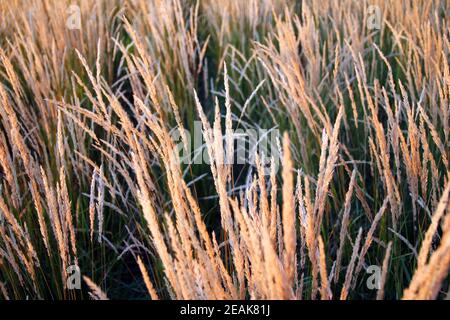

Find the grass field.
xmin=0 ymin=0 xmax=449 ymax=300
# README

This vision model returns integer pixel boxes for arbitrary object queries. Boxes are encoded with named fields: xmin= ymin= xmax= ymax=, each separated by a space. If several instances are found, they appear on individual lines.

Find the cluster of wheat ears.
xmin=0 ymin=0 xmax=449 ymax=300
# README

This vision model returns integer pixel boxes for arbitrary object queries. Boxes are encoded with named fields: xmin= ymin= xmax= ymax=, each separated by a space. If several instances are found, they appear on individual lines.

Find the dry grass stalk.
xmin=281 ymin=133 xmax=296 ymax=285
xmin=377 ymin=242 xmax=392 ymax=300
xmin=83 ymin=276 xmax=108 ymax=300
xmin=340 ymin=228 xmax=363 ymax=300
xmin=335 ymin=169 xmax=357 ymax=282
xmin=137 ymin=256 xmax=159 ymax=300
xmin=403 ymin=183 xmax=450 ymax=300
xmin=0 ymin=0 xmax=449 ymax=301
